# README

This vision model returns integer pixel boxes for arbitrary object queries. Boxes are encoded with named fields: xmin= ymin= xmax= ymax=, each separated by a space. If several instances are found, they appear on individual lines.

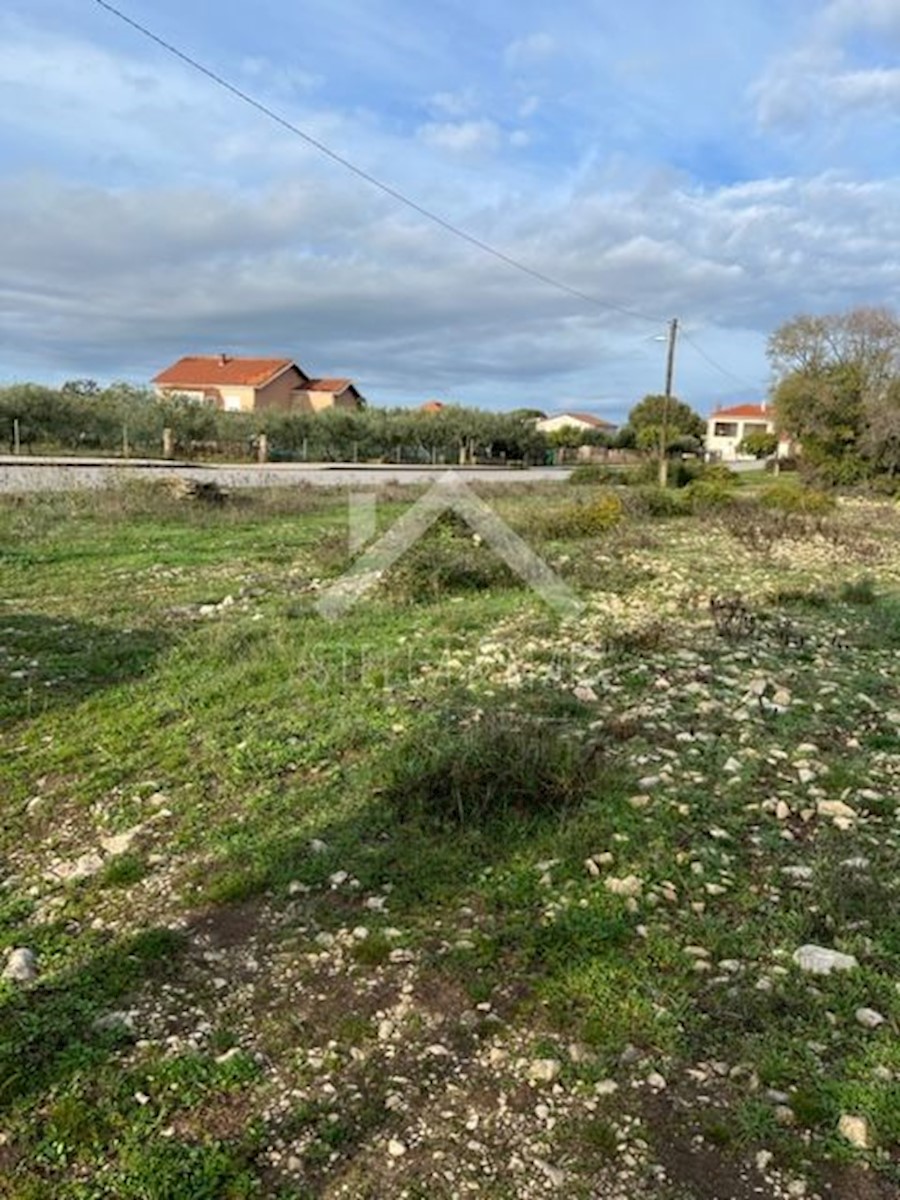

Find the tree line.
xmin=0 ymin=380 xmax=706 ymax=466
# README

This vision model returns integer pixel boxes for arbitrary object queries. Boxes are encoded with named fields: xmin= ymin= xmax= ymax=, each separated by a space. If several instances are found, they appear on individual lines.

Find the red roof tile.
xmin=153 ymin=356 xmax=298 ymax=389
xmin=709 ymin=403 xmax=770 ymax=420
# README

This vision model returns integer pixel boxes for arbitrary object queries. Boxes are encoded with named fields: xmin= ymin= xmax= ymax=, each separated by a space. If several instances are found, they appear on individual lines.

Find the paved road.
xmin=0 ymin=457 xmax=570 ymax=494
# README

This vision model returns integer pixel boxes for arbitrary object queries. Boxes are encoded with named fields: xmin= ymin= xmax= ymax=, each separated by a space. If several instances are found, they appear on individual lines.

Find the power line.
xmin=680 ymin=329 xmax=764 ymax=393
xmin=92 ymin=0 xmax=665 ymax=326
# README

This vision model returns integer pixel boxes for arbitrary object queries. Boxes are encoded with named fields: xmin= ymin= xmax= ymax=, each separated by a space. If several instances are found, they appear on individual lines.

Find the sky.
xmin=2 ymin=0 xmax=900 ymax=419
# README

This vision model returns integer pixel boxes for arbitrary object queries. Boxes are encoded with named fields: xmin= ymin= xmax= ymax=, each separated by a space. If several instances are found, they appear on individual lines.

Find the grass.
xmin=3 ymin=482 xmax=900 ymax=1195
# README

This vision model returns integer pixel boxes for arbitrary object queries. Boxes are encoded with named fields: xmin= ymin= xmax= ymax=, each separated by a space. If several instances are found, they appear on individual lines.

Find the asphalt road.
xmin=0 ymin=457 xmax=570 ymax=493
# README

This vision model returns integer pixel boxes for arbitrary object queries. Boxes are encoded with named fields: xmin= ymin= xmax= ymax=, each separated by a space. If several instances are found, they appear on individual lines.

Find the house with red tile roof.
xmin=705 ymin=402 xmax=791 ymax=461
xmin=152 ymin=355 xmax=365 ymax=413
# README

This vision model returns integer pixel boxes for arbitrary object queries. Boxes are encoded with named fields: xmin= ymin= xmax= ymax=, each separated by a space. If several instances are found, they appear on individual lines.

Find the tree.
xmin=738 ymin=430 xmax=778 ymax=459
xmin=768 ymin=307 xmax=900 ymax=482
xmin=627 ymin=394 xmax=704 ymax=452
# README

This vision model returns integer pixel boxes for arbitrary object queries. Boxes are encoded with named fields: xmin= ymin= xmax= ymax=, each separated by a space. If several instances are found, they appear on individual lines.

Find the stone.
xmin=528 ymin=1059 xmax=562 ymax=1084
xmin=817 ymin=799 xmax=857 ymax=823
xmin=534 ymin=1157 xmax=566 ymax=1187
xmin=92 ymin=1010 xmax=136 ymax=1033
xmin=793 ymin=945 xmax=859 ymax=975
xmin=387 ymin=1138 xmax=407 ymax=1158
xmin=2 ymin=947 xmax=36 ymax=983
xmin=646 ymin=1072 xmax=667 ymax=1090
xmin=855 ymin=1007 xmax=885 ymax=1029
xmin=47 ymin=853 xmax=104 ymax=883
xmin=100 ymin=825 xmax=143 ymax=857
xmin=838 ymin=1114 xmax=871 ymax=1149
xmin=781 ymin=866 xmax=813 ymax=881
xmin=604 ymin=875 xmax=643 ymax=898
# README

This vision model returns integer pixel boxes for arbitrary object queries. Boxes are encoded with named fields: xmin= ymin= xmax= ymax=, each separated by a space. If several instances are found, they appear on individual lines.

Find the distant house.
xmin=152 ymin=355 xmax=365 ymax=413
xmin=705 ymin=403 xmax=791 ymax=462
xmin=420 ymin=400 xmax=447 ymax=413
xmin=534 ymin=412 xmax=617 ymax=436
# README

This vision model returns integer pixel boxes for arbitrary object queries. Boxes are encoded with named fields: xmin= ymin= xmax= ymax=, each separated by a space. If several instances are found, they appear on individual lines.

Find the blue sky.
xmin=2 ymin=0 xmax=900 ymax=418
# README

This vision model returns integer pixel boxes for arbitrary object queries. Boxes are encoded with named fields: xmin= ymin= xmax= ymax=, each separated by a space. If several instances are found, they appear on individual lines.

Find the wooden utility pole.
xmin=658 ymin=317 xmax=679 ymax=487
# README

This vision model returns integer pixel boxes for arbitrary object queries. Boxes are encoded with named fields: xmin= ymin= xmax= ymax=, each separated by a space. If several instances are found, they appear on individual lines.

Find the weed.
xmin=383 ymin=707 xmax=609 ymax=827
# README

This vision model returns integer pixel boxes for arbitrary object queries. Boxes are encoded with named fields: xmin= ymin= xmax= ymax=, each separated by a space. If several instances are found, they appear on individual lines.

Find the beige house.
xmin=153 ymin=355 xmax=365 ymax=413
xmin=705 ymin=402 xmax=791 ymax=462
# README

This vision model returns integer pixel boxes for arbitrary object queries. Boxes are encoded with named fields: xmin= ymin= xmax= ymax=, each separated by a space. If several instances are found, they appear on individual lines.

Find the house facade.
xmin=705 ymin=402 xmax=790 ymax=461
xmin=152 ymin=355 xmax=365 ymax=413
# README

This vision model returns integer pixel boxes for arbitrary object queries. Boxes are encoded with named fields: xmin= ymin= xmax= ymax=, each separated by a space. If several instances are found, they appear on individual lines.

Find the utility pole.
xmin=658 ymin=317 xmax=679 ymax=487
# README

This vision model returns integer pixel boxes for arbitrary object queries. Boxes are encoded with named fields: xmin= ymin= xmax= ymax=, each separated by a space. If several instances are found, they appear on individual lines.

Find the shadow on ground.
xmin=0 ymin=613 xmax=168 ymax=726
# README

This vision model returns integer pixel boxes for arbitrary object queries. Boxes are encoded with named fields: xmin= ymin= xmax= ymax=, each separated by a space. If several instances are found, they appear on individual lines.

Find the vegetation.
xmin=770 ymin=306 xmax=900 ymax=485
xmin=2 ymin=481 xmax=900 ymax=1195
xmin=0 ymin=382 xmax=547 ymax=464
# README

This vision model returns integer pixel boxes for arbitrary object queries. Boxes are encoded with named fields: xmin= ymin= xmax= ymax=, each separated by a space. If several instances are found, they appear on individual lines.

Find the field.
xmin=2 ymin=479 xmax=900 ymax=1199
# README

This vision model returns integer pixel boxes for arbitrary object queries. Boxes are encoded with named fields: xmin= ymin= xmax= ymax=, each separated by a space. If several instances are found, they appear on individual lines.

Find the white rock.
xmin=574 ymin=685 xmax=598 ymax=703
xmin=855 ymin=1007 xmax=885 ymax=1030
xmin=781 ymin=866 xmax=814 ymax=881
xmin=387 ymin=1138 xmax=407 ymax=1158
xmin=646 ymin=1071 xmax=667 ymax=1090
xmin=817 ymin=799 xmax=857 ymax=823
xmin=528 ymin=1059 xmax=562 ymax=1084
xmin=793 ymin=945 xmax=859 ymax=975
xmin=604 ymin=875 xmax=643 ymax=898
xmin=309 ymin=839 xmax=328 ymax=854
xmin=47 ymin=852 xmax=104 ymax=883
xmin=2 ymin=947 xmax=36 ymax=983
xmin=534 ymin=1157 xmax=566 ymax=1187
xmin=838 ymin=1113 xmax=871 ymax=1149
xmin=100 ymin=826 xmax=143 ymax=857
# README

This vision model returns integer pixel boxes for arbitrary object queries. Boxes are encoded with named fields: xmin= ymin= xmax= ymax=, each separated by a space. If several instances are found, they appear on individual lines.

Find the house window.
xmin=743 ymin=423 xmax=768 ymax=436
xmin=223 ymin=395 xmax=242 ymax=412
xmin=714 ymin=422 xmax=738 ymax=438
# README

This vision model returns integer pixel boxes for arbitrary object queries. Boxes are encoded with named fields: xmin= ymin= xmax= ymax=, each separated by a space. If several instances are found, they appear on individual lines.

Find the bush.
xmin=537 ymin=489 xmax=624 ymax=538
xmin=758 ymin=483 xmax=836 ymax=514
xmin=383 ymin=709 xmax=607 ymax=826
xmin=384 ymin=514 xmax=521 ymax=601
xmin=623 ymin=485 xmax=686 ymax=518
xmin=681 ymin=478 xmax=740 ymax=512
xmin=840 ymin=577 xmax=877 ymax=605
xmin=568 ymin=464 xmax=627 ymax=486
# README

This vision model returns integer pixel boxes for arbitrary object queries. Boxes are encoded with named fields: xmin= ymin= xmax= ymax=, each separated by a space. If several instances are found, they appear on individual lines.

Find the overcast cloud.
xmin=3 ymin=0 xmax=900 ymax=418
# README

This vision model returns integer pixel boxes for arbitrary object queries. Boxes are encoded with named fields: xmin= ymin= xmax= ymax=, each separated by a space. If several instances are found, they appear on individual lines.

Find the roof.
xmin=709 ymin=403 xmax=770 ymax=420
xmin=153 ymin=356 xmax=299 ymax=389
xmin=420 ymin=400 xmax=446 ymax=412
xmin=301 ymin=378 xmax=353 ymax=393
xmin=542 ymin=412 xmax=617 ymax=428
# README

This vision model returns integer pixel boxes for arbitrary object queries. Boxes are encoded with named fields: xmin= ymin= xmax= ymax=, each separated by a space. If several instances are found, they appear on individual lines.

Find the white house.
xmin=534 ymin=412 xmax=617 ymax=436
xmin=705 ymin=403 xmax=791 ymax=462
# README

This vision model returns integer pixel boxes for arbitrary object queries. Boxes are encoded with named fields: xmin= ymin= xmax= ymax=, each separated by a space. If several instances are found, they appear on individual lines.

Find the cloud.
xmin=417 ymin=120 xmax=502 ymax=156
xmin=824 ymin=0 xmax=900 ymax=38
xmin=4 ymin=164 xmax=900 ymax=411
xmin=504 ymin=32 xmax=557 ymax=70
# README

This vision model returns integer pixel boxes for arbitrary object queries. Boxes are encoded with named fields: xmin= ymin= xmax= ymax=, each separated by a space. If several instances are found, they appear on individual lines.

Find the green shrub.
xmin=537 ymin=489 xmax=625 ymax=538
xmin=623 ymin=485 xmax=686 ymax=518
xmin=568 ymin=464 xmax=640 ymax=486
xmin=840 ymin=576 xmax=877 ymax=605
xmin=681 ymin=478 xmax=740 ymax=512
xmin=385 ymin=513 xmax=522 ymax=601
xmin=383 ymin=710 xmax=608 ymax=826
xmin=759 ymin=482 xmax=836 ymax=514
